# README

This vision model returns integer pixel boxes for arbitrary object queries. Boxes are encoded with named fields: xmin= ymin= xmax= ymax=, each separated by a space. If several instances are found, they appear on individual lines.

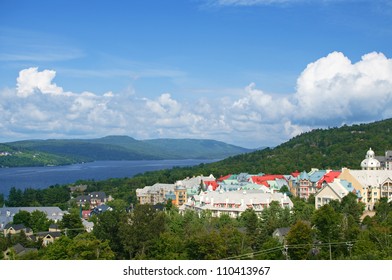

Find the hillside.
xmin=0 ymin=136 xmax=252 ymax=167
xmin=198 ymin=118 xmax=392 ymax=175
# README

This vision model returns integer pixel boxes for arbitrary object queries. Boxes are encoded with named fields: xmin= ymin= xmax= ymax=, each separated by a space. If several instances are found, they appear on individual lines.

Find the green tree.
xmin=119 ymin=205 xmax=166 ymax=259
xmin=286 ymin=220 xmax=313 ymax=260
xmin=30 ymin=210 xmax=51 ymax=232
xmin=67 ymin=233 xmax=115 ymax=260
xmin=41 ymin=236 xmax=72 ymax=260
xmin=0 ymin=193 xmax=4 ymax=206
xmin=291 ymin=197 xmax=315 ymax=222
xmin=7 ymin=187 xmax=23 ymax=207
xmin=255 ymin=237 xmax=284 ymax=260
xmin=311 ymin=204 xmax=343 ymax=259
xmin=93 ymin=209 xmax=128 ymax=259
xmin=186 ymin=229 xmax=226 ymax=260
xmin=59 ymin=212 xmax=85 ymax=238
xmin=12 ymin=210 xmax=31 ymax=227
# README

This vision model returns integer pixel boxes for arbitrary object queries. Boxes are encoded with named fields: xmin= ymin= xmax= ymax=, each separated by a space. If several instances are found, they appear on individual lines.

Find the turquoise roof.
xmin=309 ymin=170 xmax=326 ymax=182
xmin=299 ymin=171 xmax=309 ymax=180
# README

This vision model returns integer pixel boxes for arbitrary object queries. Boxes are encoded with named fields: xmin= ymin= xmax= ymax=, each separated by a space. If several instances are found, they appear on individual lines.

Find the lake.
xmin=0 ymin=159 xmax=218 ymax=196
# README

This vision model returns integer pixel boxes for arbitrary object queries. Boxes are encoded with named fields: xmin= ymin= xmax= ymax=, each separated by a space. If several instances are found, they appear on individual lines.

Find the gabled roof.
xmin=204 ymin=181 xmax=219 ymax=191
xmin=217 ymin=174 xmax=232 ymax=182
xmin=317 ymin=171 xmax=341 ymax=188
xmin=36 ymin=231 xmax=62 ymax=238
xmin=273 ymin=227 xmax=290 ymax=237
xmin=5 ymin=223 xmax=26 ymax=231
xmin=299 ymin=171 xmax=310 ymax=180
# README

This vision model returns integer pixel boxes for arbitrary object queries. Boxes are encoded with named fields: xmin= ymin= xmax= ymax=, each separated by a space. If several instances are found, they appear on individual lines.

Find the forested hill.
xmin=0 ymin=136 xmax=252 ymax=167
xmin=199 ymin=118 xmax=392 ymax=175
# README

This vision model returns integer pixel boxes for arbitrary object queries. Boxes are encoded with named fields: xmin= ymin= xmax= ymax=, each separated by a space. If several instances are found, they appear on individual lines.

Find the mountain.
xmin=201 ymin=118 xmax=392 ymax=175
xmin=0 ymin=136 xmax=252 ymax=167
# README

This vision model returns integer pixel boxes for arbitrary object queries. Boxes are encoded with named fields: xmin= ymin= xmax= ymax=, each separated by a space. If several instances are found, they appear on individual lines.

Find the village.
xmin=1 ymin=147 xmax=392 ymax=259
xmin=136 ymin=148 xmax=392 ymax=216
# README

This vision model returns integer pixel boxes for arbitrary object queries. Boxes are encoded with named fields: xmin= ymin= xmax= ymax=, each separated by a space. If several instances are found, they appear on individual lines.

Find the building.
xmin=339 ymin=168 xmax=392 ymax=210
xmin=180 ymin=190 xmax=293 ymax=218
xmin=272 ymin=227 xmax=291 ymax=244
xmin=361 ymin=148 xmax=381 ymax=170
xmin=315 ymin=178 xmax=356 ymax=209
xmin=3 ymin=224 xmax=33 ymax=237
xmin=0 ymin=207 xmax=68 ymax=231
xmin=136 ymin=183 xmax=175 ymax=205
xmin=376 ymin=150 xmax=392 ymax=170
xmin=75 ymin=191 xmax=111 ymax=208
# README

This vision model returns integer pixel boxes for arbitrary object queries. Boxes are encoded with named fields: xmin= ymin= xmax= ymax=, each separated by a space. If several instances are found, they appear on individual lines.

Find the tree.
xmin=67 ymin=233 xmax=115 ymax=260
xmin=240 ymin=209 xmax=259 ymax=236
xmin=119 ymin=204 xmax=166 ymax=259
xmin=41 ymin=233 xmax=115 ymax=260
xmin=286 ymin=220 xmax=313 ymax=260
xmin=186 ymin=229 xmax=226 ymax=260
xmin=59 ymin=212 xmax=85 ymax=238
xmin=291 ymin=197 xmax=315 ymax=222
xmin=255 ymin=237 xmax=284 ymax=260
xmin=0 ymin=193 xmax=4 ymax=206
xmin=93 ymin=209 xmax=128 ymax=259
xmin=260 ymin=201 xmax=292 ymax=235
xmin=311 ymin=204 xmax=343 ymax=259
xmin=12 ymin=210 xmax=31 ymax=227
xmin=30 ymin=210 xmax=51 ymax=233
xmin=340 ymin=192 xmax=365 ymax=224
xmin=7 ymin=187 xmax=23 ymax=207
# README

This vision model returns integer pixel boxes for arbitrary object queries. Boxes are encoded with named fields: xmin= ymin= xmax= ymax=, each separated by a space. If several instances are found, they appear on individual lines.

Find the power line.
xmin=222 ymin=240 xmax=357 ymax=260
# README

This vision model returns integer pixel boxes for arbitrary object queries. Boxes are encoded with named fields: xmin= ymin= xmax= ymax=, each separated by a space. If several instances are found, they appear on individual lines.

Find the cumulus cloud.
xmin=16 ymin=67 xmax=63 ymax=97
xmin=1 ymin=51 xmax=392 ymax=148
xmin=294 ymin=51 xmax=392 ymax=124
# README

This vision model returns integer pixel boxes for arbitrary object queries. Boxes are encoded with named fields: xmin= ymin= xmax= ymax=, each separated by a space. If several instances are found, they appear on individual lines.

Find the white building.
xmin=180 ymin=190 xmax=293 ymax=218
xmin=0 ymin=207 xmax=68 ymax=230
xmin=361 ymin=148 xmax=381 ymax=170
xmin=315 ymin=179 xmax=355 ymax=209
xmin=339 ymin=168 xmax=392 ymax=210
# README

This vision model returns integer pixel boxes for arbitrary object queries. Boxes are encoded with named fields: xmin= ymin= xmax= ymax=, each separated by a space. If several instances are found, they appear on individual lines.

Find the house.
xmin=293 ymin=169 xmax=328 ymax=200
xmin=69 ymin=184 xmax=88 ymax=192
xmin=0 ymin=206 xmax=68 ymax=230
xmin=75 ymin=191 xmax=110 ymax=208
xmin=82 ymin=219 xmax=94 ymax=233
xmin=272 ymin=227 xmax=291 ymax=244
xmin=136 ymin=183 xmax=175 ymax=205
xmin=3 ymin=243 xmax=37 ymax=259
xmin=376 ymin=150 xmax=392 ymax=170
xmin=315 ymin=178 xmax=356 ymax=209
xmin=339 ymin=168 xmax=392 ymax=210
xmin=49 ymin=224 xmax=61 ymax=232
xmin=36 ymin=231 xmax=62 ymax=246
xmin=3 ymin=224 xmax=33 ymax=236
xmin=82 ymin=210 xmax=92 ymax=219
xmin=90 ymin=204 xmax=112 ymax=216
xmin=180 ymin=190 xmax=293 ymax=218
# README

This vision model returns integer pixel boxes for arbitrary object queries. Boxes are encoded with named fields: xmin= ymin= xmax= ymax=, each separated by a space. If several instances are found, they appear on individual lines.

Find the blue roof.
xmin=309 ymin=170 xmax=327 ymax=182
xmin=299 ymin=171 xmax=310 ymax=180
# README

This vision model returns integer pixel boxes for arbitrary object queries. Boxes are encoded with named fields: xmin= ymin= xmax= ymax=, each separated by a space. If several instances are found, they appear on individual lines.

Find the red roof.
xmin=251 ymin=175 xmax=285 ymax=184
xmin=317 ymin=171 xmax=341 ymax=188
xmin=217 ymin=174 xmax=232 ymax=182
xmin=291 ymin=171 xmax=300 ymax=177
xmin=204 ymin=180 xmax=219 ymax=191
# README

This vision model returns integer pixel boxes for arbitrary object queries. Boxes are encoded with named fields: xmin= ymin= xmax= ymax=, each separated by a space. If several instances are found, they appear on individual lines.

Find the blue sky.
xmin=1 ymin=0 xmax=392 ymax=148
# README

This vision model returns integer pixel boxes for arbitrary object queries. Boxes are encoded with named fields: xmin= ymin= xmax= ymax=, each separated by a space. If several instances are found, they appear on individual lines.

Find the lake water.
xmin=0 ymin=159 xmax=218 ymax=196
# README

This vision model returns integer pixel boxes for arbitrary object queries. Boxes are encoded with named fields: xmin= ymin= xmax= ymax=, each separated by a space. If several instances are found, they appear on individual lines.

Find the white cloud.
xmin=294 ymin=51 xmax=392 ymax=124
xmin=16 ymin=67 xmax=64 ymax=97
xmin=1 ymin=51 xmax=392 ymax=148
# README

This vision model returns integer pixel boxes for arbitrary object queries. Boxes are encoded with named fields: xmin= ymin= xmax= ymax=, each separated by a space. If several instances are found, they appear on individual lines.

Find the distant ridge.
xmin=0 ymin=136 xmax=252 ymax=167
xmin=203 ymin=118 xmax=392 ymax=174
